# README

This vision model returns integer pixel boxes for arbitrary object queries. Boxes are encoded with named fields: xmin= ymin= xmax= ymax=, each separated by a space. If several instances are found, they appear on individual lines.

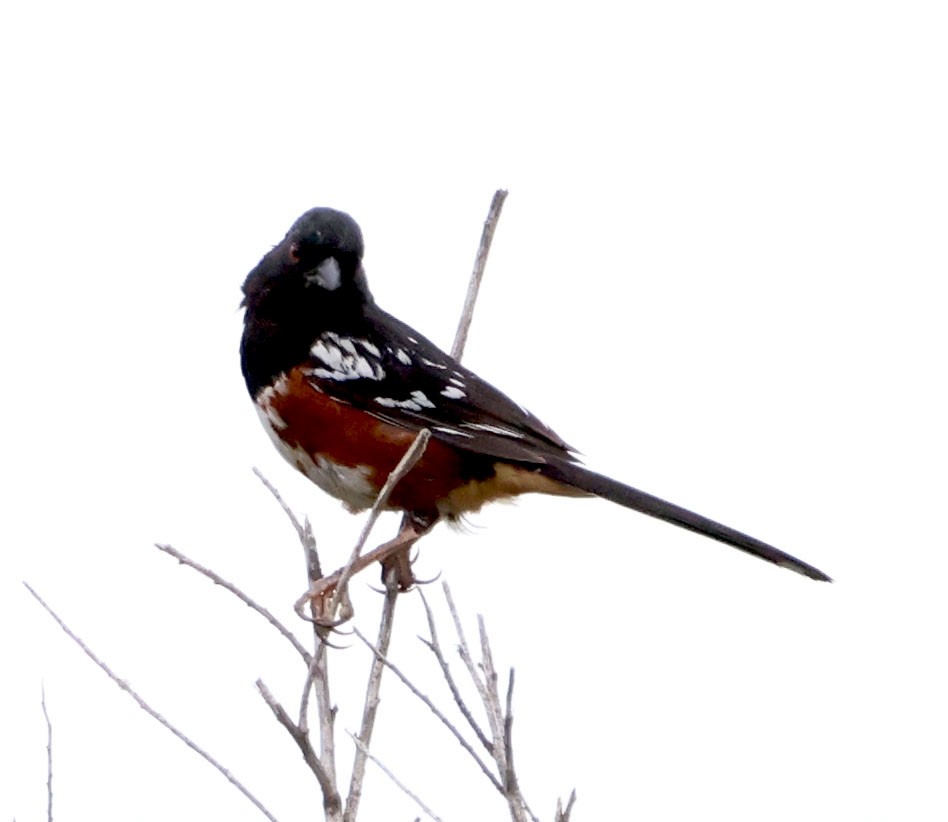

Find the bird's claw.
xmin=295 ymin=573 xmax=355 ymax=628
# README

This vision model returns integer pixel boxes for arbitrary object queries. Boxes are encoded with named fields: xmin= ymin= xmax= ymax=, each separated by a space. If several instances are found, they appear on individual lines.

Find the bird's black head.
xmin=241 ymin=207 xmax=371 ymax=314
xmin=286 ymin=206 xmax=365 ymax=269
xmin=240 ymin=207 xmax=373 ymax=396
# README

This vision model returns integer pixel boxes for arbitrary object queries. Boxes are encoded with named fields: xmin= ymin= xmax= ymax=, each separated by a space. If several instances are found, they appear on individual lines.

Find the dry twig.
xmin=252 ymin=468 xmax=342 ymax=808
xmin=347 ymin=732 xmax=444 ymax=822
xmin=23 ymin=583 xmax=278 ymax=822
xmin=418 ymin=589 xmax=492 ymax=750
xmin=452 ymin=188 xmax=508 ymax=359
xmin=555 ymin=791 xmax=578 ymax=822
xmin=256 ymin=678 xmax=342 ymax=819
xmin=352 ymin=623 xmax=502 ymax=792
xmin=41 ymin=684 xmax=52 ymax=822
xmin=345 ymin=570 xmax=401 ymax=822
xmin=155 ymin=542 xmax=311 ymax=665
xmin=425 ymin=584 xmax=578 ymax=822
xmin=350 ymin=582 xmax=575 ymax=821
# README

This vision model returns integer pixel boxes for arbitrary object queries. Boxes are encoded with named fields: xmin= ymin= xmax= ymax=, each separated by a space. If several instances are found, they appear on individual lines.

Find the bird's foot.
xmin=296 ymin=512 xmax=436 ymax=627
xmin=295 ymin=572 xmax=354 ymax=628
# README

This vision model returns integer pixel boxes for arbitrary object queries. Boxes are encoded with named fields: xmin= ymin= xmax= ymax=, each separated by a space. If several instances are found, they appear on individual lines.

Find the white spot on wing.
xmin=409 ymin=390 xmax=435 ymax=408
xmin=374 ymin=390 xmax=435 ymax=412
xmin=358 ymin=339 xmax=381 ymax=357
xmin=441 ymin=386 xmax=466 ymax=400
xmin=311 ymin=339 xmax=343 ymax=369
xmin=448 ymin=376 xmax=465 ymax=387
xmin=395 ymin=348 xmax=412 ymax=365
xmin=375 ymin=396 xmax=413 ymax=410
xmin=433 ymin=425 xmax=474 ymax=438
xmin=461 ymin=422 xmax=525 ymax=439
xmin=310 ymin=334 xmax=385 ymax=381
xmin=354 ymin=356 xmax=378 ymax=379
xmin=422 ymin=358 xmax=447 ymax=370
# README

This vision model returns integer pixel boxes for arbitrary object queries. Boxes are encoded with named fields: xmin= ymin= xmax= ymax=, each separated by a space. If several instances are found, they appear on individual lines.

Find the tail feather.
xmin=541 ymin=461 xmax=831 ymax=582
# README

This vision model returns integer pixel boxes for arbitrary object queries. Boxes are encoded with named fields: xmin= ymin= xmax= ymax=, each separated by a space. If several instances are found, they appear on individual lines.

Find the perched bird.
xmin=240 ymin=207 xmax=830 ymax=597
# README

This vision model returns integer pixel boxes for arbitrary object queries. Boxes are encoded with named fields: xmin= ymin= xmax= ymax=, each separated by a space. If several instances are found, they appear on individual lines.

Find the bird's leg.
xmin=380 ymin=511 xmax=436 ymax=590
xmin=300 ymin=511 xmax=436 ymax=625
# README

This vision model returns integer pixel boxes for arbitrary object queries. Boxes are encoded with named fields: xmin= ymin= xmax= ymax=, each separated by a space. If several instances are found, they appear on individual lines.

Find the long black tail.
xmin=541 ymin=461 xmax=831 ymax=582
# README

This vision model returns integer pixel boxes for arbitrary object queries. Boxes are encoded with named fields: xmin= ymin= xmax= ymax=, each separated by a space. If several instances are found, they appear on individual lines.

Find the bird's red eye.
xmin=288 ymin=242 xmax=301 ymax=264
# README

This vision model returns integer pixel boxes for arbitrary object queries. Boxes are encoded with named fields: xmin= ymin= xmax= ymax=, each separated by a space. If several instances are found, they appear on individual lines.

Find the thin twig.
xmin=347 ymin=732 xmax=444 ymax=822
xmin=442 ymin=585 xmax=542 ymax=822
xmin=555 ymin=790 xmax=577 ymax=822
xmin=253 ymin=467 xmax=309 ymax=545
xmin=503 ymin=670 xmax=517 ymax=794
xmin=478 ymin=615 xmax=508 ymax=769
xmin=41 ymin=684 xmax=52 ymax=822
xmin=24 ymin=583 xmax=279 ymax=822
xmin=312 ymin=640 xmax=337 ymax=784
xmin=256 ymin=678 xmax=342 ymax=819
xmin=442 ymin=583 xmax=492 ymax=711
xmin=352 ymin=622 xmax=503 ymax=793
xmin=452 ymin=189 xmax=509 ymax=359
xmin=417 ymin=589 xmax=492 ymax=751
xmin=253 ymin=468 xmax=324 ymax=587
xmin=345 ymin=569 xmax=401 ymax=822
xmin=256 ymin=467 xmax=339 ymax=796
xmin=301 ymin=516 xmax=324 ymax=586
xmin=155 ymin=543 xmax=311 ymax=666
xmin=480 ymin=620 xmax=539 ymax=822
xmin=298 ymin=650 xmax=322 ymax=734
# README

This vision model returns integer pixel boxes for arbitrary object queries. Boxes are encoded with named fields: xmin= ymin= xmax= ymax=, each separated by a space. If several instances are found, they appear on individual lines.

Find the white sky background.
xmin=2 ymin=1 xmax=946 ymax=819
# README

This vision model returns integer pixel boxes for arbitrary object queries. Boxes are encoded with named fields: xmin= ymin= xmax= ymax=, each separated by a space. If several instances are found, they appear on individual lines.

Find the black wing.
xmin=301 ymin=303 xmax=579 ymax=465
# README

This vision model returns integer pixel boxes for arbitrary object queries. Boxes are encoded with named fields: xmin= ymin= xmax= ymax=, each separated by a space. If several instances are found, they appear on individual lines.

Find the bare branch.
xmin=253 ymin=466 xmax=309 ymax=545
xmin=41 ymin=684 xmax=52 ymax=822
xmin=352 ymin=621 xmax=503 ymax=793
xmin=253 ymin=468 xmax=325 ymax=590
xmin=440 ymin=585 xmax=548 ymax=822
xmin=256 ymin=678 xmax=342 ymax=819
xmin=310 ymin=637 xmax=338 ymax=788
xmin=347 ymin=732 xmax=444 ymax=822
xmin=154 ymin=543 xmax=311 ymax=666
xmin=452 ymin=189 xmax=509 ymax=360
xmin=298 ymin=650 xmax=322 ymax=735
xmin=417 ymin=589 xmax=492 ymax=751
xmin=477 ymin=615 xmax=507 ymax=766
xmin=442 ymin=583 xmax=493 ymax=715
xmin=503 ymin=670 xmax=518 ymax=796
xmin=555 ymin=791 xmax=577 ymax=822
xmin=345 ymin=570 xmax=401 ymax=822
xmin=251 ymin=470 xmax=340 ymax=802
xmin=302 ymin=516 xmax=323 ymax=585
xmin=24 ymin=583 xmax=278 ymax=822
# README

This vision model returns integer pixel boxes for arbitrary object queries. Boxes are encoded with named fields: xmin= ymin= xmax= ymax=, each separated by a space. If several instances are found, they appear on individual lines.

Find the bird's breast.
xmin=253 ymin=366 xmax=583 ymax=519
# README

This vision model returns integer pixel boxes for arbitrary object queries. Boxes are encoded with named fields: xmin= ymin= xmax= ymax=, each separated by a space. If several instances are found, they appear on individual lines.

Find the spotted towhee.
xmin=240 ymin=207 xmax=830 ymax=592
